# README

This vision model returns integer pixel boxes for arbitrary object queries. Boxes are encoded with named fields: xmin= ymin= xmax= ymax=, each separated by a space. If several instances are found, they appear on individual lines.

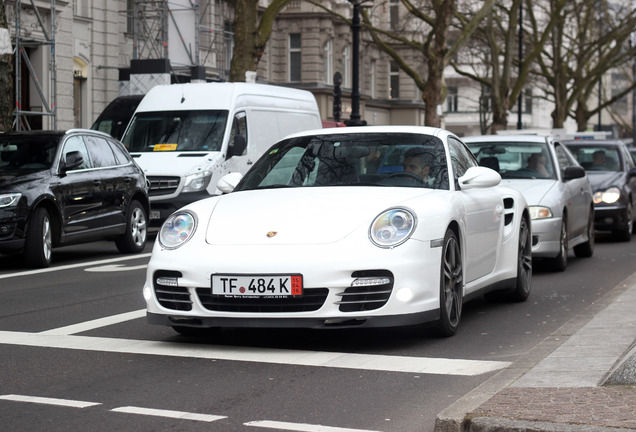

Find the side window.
xmin=108 ymin=139 xmax=132 ymax=165
xmin=449 ymin=137 xmax=476 ymax=178
xmin=227 ymin=111 xmax=248 ymax=159
xmin=85 ymin=135 xmax=118 ymax=168
xmin=621 ymin=146 xmax=634 ymax=169
xmin=62 ymin=136 xmax=91 ymax=170
xmin=554 ymin=144 xmax=574 ymax=177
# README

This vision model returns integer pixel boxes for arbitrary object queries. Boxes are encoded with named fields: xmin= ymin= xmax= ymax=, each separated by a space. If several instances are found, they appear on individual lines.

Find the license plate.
xmin=212 ymin=274 xmax=303 ymax=297
xmin=150 ymin=210 xmax=161 ymax=220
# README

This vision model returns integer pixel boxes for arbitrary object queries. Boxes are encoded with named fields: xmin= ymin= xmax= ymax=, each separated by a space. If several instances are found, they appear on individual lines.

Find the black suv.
xmin=0 ymin=129 xmax=150 ymax=267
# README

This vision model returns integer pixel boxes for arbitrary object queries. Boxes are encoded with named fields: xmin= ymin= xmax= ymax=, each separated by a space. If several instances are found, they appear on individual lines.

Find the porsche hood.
xmin=204 ymin=187 xmax=433 ymax=245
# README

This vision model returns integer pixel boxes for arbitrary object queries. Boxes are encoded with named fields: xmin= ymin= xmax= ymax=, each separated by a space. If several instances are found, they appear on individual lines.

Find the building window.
xmin=223 ymin=20 xmax=234 ymax=80
xmin=324 ymin=40 xmax=333 ymax=84
xmin=480 ymin=86 xmax=491 ymax=112
xmin=611 ymin=73 xmax=628 ymax=114
xmin=342 ymin=45 xmax=351 ymax=88
xmin=390 ymin=61 xmax=399 ymax=99
xmin=370 ymin=59 xmax=376 ymax=99
xmin=74 ymin=0 xmax=91 ymax=18
xmin=390 ymin=0 xmax=399 ymax=30
xmin=126 ymin=0 xmax=134 ymax=33
xmin=289 ymin=33 xmax=302 ymax=82
xmin=447 ymin=86 xmax=458 ymax=112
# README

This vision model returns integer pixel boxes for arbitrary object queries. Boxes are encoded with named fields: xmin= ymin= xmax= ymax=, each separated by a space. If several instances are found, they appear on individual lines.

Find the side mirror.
xmin=458 ymin=166 xmax=501 ymax=190
xmin=227 ymin=135 xmax=247 ymax=159
xmin=628 ymin=167 xmax=636 ymax=177
xmin=217 ymin=172 xmax=243 ymax=194
xmin=63 ymin=151 xmax=84 ymax=172
xmin=563 ymin=166 xmax=585 ymax=181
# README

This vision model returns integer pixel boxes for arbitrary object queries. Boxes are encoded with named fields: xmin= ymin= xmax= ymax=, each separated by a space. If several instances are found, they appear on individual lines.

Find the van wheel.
xmin=24 ymin=207 xmax=52 ymax=268
xmin=116 ymin=200 xmax=148 ymax=253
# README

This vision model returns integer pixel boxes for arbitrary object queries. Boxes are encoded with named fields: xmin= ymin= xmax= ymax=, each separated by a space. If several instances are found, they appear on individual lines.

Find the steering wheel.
xmin=386 ymin=171 xmax=426 ymax=185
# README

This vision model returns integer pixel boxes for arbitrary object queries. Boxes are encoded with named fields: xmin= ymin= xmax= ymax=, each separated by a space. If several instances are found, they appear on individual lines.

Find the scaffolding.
xmin=131 ymin=0 xmax=232 ymax=80
xmin=13 ymin=0 xmax=56 ymax=130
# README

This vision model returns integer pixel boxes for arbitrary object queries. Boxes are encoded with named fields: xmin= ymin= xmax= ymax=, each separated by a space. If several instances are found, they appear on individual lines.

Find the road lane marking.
xmin=84 ymin=264 xmax=148 ymax=272
xmin=0 ymin=330 xmax=510 ymax=375
xmin=0 ymin=253 xmax=151 ymax=280
xmin=39 ymin=310 xmax=146 ymax=335
xmin=0 ymin=394 xmax=101 ymax=408
xmin=245 ymin=420 xmax=381 ymax=432
xmin=112 ymin=406 xmax=226 ymax=422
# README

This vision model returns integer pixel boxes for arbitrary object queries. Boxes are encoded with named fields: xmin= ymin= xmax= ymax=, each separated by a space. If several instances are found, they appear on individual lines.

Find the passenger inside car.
xmin=402 ymin=147 xmax=435 ymax=185
xmin=526 ymin=153 xmax=550 ymax=178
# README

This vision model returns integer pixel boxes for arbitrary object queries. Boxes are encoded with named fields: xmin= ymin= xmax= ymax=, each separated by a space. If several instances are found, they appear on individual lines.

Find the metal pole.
xmin=517 ymin=0 xmax=522 ymax=129
xmin=346 ymin=0 xmax=366 ymax=126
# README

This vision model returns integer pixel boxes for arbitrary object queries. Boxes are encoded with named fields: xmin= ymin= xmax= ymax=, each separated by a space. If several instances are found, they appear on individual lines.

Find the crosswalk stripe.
xmin=0 ymin=394 xmax=101 ymax=408
xmin=245 ymin=420 xmax=381 ymax=432
xmin=111 ymin=406 xmax=226 ymax=422
xmin=0 ymin=330 xmax=510 ymax=375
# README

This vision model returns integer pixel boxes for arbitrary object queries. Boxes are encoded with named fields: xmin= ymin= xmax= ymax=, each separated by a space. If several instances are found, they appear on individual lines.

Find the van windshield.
xmin=121 ymin=110 xmax=229 ymax=152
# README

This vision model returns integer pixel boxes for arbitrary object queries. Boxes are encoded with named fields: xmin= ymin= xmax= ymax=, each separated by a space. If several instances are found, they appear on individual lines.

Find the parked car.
xmin=0 ymin=129 xmax=150 ymax=268
xmin=143 ymin=126 xmax=531 ymax=338
xmin=465 ymin=134 xmax=594 ymax=271
xmin=91 ymin=94 xmax=144 ymax=141
xmin=564 ymin=140 xmax=636 ymax=241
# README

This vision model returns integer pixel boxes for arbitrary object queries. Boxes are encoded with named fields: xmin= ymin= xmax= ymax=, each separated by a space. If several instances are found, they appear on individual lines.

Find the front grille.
xmin=196 ymin=288 xmax=329 ymax=312
xmin=337 ymin=270 xmax=393 ymax=312
xmin=148 ymin=176 xmax=180 ymax=197
xmin=153 ymin=271 xmax=192 ymax=311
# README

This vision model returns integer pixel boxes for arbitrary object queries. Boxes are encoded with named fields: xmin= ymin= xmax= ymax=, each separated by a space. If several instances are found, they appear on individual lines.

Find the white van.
xmin=120 ymin=82 xmax=322 ymax=223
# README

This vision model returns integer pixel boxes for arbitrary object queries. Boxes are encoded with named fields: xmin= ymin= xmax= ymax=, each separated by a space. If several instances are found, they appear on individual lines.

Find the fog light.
xmin=352 ymin=277 xmax=391 ymax=287
xmin=396 ymin=287 xmax=413 ymax=302
xmin=143 ymin=286 xmax=152 ymax=301
xmin=156 ymin=277 xmax=179 ymax=287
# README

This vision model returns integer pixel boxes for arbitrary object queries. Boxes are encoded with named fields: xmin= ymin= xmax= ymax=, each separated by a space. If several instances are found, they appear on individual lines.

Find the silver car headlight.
xmin=159 ymin=211 xmax=198 ymax=249
xmin=370 ymin=208 xmax=416 ymax=248
xmin=182 ymin=171 xmax=212 ymax=193
xmin=593 ymin=187 xmax=620 ymax=204
xmin=529 ymin=206 xmax=553 ymax=220
xmin=0 ymin=193 xmax=21 ymax=208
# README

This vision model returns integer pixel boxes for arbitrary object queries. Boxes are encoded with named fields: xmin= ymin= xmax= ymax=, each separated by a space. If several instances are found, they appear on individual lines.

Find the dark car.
xmin=564 ymin=140 xmax=636 ymax=241
xmin=0 ymin=129 xmax=150 ymax=267
xmin=91 ymin=95 xmax=144 ymax=140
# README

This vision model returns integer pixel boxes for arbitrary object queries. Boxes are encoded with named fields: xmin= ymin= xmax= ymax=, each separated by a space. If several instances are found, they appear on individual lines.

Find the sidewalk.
xmin=435 ymin=271 xmax=636 ymax=432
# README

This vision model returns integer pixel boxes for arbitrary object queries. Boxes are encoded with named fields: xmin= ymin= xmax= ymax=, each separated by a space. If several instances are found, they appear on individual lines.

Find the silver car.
xmin=465 ymin=134 xmax=594 ymax=271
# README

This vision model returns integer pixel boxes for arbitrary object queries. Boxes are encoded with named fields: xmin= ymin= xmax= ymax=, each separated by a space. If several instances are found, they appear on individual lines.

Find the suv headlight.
xmin=529 ymin=206 xmax=552 ymax=220
xmin=593 ymin=187 xmax=620 ymax=204
xmin=370 ymin=208 xmax=416 ymax=248
xmin=0 ymin=193 xmax=21 ymax=208
xmin=182 ymin=171 xmax=212 ymax=193
xmin=159 ymin=211 xmax=197 ymax=249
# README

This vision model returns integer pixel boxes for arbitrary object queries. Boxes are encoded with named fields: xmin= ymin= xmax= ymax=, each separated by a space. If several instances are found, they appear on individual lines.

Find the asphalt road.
xmin=0 ymin=232 xmax=634 ymax=432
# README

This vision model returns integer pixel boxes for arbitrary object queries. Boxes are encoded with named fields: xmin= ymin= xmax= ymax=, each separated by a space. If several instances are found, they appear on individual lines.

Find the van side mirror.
xmin=227 ymin=134 xmax=247 ymax=159
xmin=63 ymin=151 xmax=84 ymax=172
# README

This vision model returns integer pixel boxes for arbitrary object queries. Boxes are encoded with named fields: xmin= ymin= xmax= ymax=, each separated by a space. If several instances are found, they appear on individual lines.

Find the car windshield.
xmin=0 ymin=135 xmax=59 ymax=172
xmin=234 ymin=132 xmax=449 ymax=191
xmin=467 ymin=141 xmax=556 ymax=180
xmin=567 ymin=146 xmax=621 ymax=172
xmin=121 ymin=110 xmax=228 ymax=152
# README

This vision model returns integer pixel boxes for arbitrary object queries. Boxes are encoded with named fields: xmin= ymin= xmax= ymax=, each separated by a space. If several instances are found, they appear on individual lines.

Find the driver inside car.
xmin=403 ymin=147 xmax=435 ymax=185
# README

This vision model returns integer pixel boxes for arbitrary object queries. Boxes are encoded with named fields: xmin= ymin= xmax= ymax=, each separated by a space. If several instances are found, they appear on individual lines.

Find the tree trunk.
xmin=229 ymin=0 xmax=260 ymax=82
xmin=0 ymin=2 xmax=13 ymax=131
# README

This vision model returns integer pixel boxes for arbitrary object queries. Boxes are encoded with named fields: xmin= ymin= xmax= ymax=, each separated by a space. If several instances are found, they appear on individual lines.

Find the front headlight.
xmin=529 ymin=206 xmax=552 ymax=220
xmin=182 ymin=171 xmax=212 ymax=193
xmin=593 ymin=187 xmax=620 ymax=204
xmin=0 ymin=193 xmax=21 ymax=208
xmin=370 ymin=208 xmax=416 ymax=248
xmin=159 ymin=211 xmax=198 ymax=249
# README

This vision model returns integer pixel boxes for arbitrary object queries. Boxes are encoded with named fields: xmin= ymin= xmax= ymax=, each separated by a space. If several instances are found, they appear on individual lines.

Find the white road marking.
xmin=0 ymin=330 xmax=510 ymax=375
xmin=111 ymin=406 xmax=226 ymax=422
xmin=0 ymin=394 xmax=101 ymax=408
xmin=84 ymin=264 xmax=148 ymax=272
xmin=245 ymin=420 xmax=381 ymax=432
xmin=39 ymin=310 xmax=147 ymax=335
xmin=0 ymin=253 xmax=151 ymax=280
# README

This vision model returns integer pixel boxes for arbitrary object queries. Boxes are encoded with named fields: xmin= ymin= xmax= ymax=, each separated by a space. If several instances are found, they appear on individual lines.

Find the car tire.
xmin=435 ymin=229 xmax=463 ymax=337
xmin=24 ymin=207 xmax=53 ymax=268
xmin=115 ymin=200 xmax=148 ymax=254
xmin=511 ymin=215 xmax=532 ymax=302
xmin=574 ymin=208 xmax=595 ymax=257
xmin=613 ymin=203 xmax=632 ymax=242
xmin=548 ymin=217 xmax=568 ymax=272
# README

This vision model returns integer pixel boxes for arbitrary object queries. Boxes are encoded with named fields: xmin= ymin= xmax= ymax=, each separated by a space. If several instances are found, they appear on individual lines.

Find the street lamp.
xmin=345 ymin=0 xmax=372 ymax=126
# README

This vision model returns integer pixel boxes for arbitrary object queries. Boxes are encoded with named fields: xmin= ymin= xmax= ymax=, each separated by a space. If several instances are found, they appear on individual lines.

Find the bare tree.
xmin=227 ymin=0 xmax=292 ymax=82
xmin=450 ymin=0 xmax=567 ymax=132
xmin=531 ymin=0 xmax=636 ymax=130
xmin=0 ymin=2 xmax=13 ymax=131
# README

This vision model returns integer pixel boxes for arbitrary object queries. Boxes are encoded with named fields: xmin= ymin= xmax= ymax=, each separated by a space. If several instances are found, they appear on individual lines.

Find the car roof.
xmin=563 ymin=139 xmax=626 ymax=146
xmin=283 ymin=125 xmax=453 ymax=141
xmin=463 ymin=134 xmax=551 ymax=144
xmin=0 ymin=129 xmax=116 ymax=141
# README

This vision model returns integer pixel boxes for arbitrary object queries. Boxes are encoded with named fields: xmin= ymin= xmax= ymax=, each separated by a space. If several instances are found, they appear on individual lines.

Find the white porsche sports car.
xmin=143 ymin=126 xmax=531 ymax=337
